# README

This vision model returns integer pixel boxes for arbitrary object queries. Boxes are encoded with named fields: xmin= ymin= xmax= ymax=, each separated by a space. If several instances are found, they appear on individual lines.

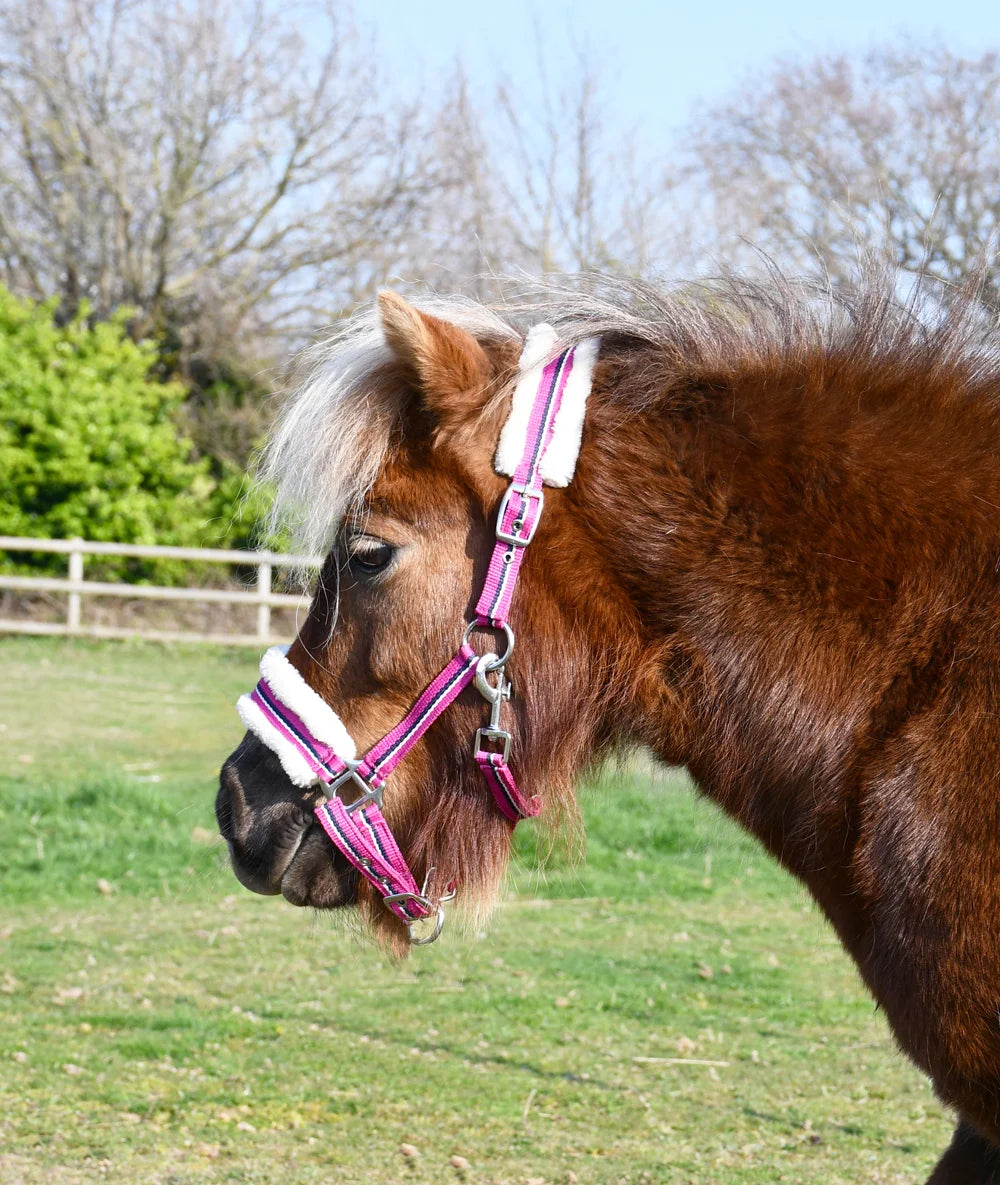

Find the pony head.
xmin=216 ymin=292 xmax=646 ymax=952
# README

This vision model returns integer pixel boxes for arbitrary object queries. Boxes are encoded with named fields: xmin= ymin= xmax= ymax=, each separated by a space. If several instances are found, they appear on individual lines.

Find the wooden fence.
xmin=0 ymin=535 xmax=321 ymax=647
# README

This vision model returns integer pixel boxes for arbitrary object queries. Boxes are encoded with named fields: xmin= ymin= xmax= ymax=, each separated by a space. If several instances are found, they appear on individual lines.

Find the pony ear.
xmin=378 ymin=291 xmax=491 ymax=424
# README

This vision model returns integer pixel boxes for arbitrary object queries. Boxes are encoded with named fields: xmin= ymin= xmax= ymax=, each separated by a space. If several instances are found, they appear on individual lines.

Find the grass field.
xmin=0 ymin=636 xmax=953 ymax=1184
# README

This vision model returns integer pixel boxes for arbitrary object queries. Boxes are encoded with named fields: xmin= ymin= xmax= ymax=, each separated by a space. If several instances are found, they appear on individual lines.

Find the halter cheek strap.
xmin=236 ymin=323 xmax=600 ymax=942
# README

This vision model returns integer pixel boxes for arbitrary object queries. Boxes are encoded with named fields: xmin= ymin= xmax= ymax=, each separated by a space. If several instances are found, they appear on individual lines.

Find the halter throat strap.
xmin=236 ymin=324 xmax=600 ymax=941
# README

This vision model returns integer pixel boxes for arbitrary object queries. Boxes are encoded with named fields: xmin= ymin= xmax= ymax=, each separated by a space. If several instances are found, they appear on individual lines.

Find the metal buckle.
xmin=495 ymin=482 xmax=544 ymax=547
xmin=328 ymin=762 xmax=383 ymax=813
xmin=474 ymin=726 xmax=511 ymax=764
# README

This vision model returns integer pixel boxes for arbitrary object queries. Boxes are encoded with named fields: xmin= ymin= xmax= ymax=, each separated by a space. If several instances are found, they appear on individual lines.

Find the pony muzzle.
xmin=216 ymin=736 xmax=356 ymax=909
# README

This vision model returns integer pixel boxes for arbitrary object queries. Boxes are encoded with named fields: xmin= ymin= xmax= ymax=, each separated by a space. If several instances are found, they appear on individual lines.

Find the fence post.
xmin=256 ymin=560 xmax=272 ymax=642
xmin=67 ymin=538 xmax=84 ymax=632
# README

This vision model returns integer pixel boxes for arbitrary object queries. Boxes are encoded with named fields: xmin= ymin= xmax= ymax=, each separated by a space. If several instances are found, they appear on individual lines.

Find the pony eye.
xmin=345 ymin=534 xmax=395 ymax=574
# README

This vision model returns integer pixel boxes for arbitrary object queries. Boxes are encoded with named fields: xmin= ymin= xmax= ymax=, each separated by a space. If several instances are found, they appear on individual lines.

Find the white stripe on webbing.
xmin=372 ymin=652 xmax=476 ymax=772
xmin=355 ymin=805 xmax=392 ymax=866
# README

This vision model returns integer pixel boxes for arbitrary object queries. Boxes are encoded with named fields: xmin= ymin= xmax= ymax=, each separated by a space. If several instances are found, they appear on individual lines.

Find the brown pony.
xmin=217 ymin=276 xmax=1000 ymax=1183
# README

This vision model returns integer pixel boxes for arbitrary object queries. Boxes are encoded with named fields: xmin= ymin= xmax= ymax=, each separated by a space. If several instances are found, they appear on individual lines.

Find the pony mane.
xmin=261 ymin=270 xmax=1000 ymax=565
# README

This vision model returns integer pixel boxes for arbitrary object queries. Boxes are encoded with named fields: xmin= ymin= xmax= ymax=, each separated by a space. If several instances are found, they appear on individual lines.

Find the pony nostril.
xmin=215 ymin=760 xmax=245 ymax=842
xmin=215 ymin=741 xmax=318 ymax=898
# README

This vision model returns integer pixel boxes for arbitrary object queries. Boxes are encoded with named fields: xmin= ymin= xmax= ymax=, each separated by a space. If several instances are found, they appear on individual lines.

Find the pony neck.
xmin=582 ymin=347 xmax=992 ymax=927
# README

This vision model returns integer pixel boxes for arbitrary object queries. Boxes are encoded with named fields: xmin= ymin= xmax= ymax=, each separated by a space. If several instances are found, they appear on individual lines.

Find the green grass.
xmin=0 ymin=637 xmax=952 ymax=1184
xmin=0 ymin=637 xmax=248 ymax=903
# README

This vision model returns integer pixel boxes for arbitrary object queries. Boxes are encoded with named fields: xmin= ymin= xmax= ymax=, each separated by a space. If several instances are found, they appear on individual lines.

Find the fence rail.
xmin=0 ymin=535 xmax=321 ymax=647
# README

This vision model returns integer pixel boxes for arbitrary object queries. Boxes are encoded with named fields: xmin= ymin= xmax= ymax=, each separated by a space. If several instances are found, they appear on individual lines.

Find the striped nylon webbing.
xmin=474 ymin=346 xmax=576 ymax=628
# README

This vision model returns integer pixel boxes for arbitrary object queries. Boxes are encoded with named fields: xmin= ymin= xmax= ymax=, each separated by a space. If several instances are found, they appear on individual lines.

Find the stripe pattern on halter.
xmin=235 ymin=322 xmax=600 ymax=937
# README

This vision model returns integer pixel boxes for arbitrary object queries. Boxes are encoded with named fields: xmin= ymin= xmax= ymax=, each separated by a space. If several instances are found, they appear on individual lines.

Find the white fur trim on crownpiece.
xmin=539 ymin=335 xmax=600 ymax=487
xmin=494 ymin=323 xmax=558 ymax=479
xmin=236 ymin=691 xmax=321 ymax=788
xmin=494 ymin=326 xmax=600 ymax=487
xmin=257 ymin=646 xmax=357 ymax=760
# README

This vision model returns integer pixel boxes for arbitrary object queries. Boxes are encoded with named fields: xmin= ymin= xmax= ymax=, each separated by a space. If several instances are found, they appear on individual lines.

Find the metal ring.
xmin=382 ymin=892 xmax=447 ymax=945
xmin=462 ymin=620 xmax=515 ymax=669
xmin=408 ymin=904 xmax=446 ymax=946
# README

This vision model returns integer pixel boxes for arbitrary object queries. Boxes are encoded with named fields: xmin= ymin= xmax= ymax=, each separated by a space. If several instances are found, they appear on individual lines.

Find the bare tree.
xmin=0 ymin=0 xmax=431 ymax=363
xmin=371 ymin=68 xmax=506 ymax=301
xmin=487 ymin=49 xmax=681 ymax=281
xmin=683 ymin=45 xmax=1000 ymax=302
xmin=392 ymin=53 xmax=683 ymax=300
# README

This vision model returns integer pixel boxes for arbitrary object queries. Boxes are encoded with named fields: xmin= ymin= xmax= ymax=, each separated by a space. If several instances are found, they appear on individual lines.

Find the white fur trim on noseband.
xmin=235 ymin=645 xmax=357 ymax=789
xmin=236 ymin=693 xmax=322 ymax=788
xmin=259 ymin=646 xmax=357 ymax=759
xmin=494 ymin=325 xmax=600 ymax=488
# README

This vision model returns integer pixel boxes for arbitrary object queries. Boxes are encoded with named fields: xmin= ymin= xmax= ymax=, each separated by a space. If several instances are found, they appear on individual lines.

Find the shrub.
xmin=0 ymin=288 xmax=253 ymax=579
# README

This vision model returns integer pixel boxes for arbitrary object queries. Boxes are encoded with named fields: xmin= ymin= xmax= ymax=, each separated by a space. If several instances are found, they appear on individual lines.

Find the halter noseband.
xmin=237 ymin=323 xmax=600 ymax=943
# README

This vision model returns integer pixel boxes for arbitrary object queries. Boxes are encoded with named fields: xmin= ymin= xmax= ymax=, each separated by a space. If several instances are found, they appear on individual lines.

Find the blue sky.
xmin=368 ymin=0 xmax=1000 ymax=143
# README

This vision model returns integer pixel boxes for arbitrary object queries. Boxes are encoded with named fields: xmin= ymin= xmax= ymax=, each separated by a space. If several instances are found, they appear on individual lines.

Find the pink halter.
xmin=237 ymin=325 xmax=600 ymax=943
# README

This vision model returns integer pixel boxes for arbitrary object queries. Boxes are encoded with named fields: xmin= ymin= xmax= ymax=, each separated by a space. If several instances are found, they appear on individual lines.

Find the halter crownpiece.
xmin=495 ymin=324 xmax=600 ymax=487
xmin=236 ymin=321 xmax=600 ymax=943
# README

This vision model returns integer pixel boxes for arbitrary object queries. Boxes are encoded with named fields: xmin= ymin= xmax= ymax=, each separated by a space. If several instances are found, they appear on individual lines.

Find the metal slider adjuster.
xmin=495 ymin=482 xmax=544 ymax=546
xmin=328 ymin=761 xmax=383 ymax=813
xmin=474 ymin=726 xmax=511 ymax=764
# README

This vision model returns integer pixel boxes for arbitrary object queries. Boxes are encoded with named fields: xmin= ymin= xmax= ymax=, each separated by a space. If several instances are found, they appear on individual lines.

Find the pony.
xmin=217 ymin=274 xmax=1000 ymax=1183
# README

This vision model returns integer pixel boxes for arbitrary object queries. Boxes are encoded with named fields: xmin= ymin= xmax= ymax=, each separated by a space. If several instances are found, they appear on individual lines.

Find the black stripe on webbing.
xmin=525 ymin=347 xmax=573 ymax=476
xmin=256 ymin=681 xmax=342 ymax=781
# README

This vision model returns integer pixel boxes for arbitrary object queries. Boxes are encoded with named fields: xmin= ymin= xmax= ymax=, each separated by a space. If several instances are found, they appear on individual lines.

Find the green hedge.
xmin=0 ymin=288 xmax=261 ymax=580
